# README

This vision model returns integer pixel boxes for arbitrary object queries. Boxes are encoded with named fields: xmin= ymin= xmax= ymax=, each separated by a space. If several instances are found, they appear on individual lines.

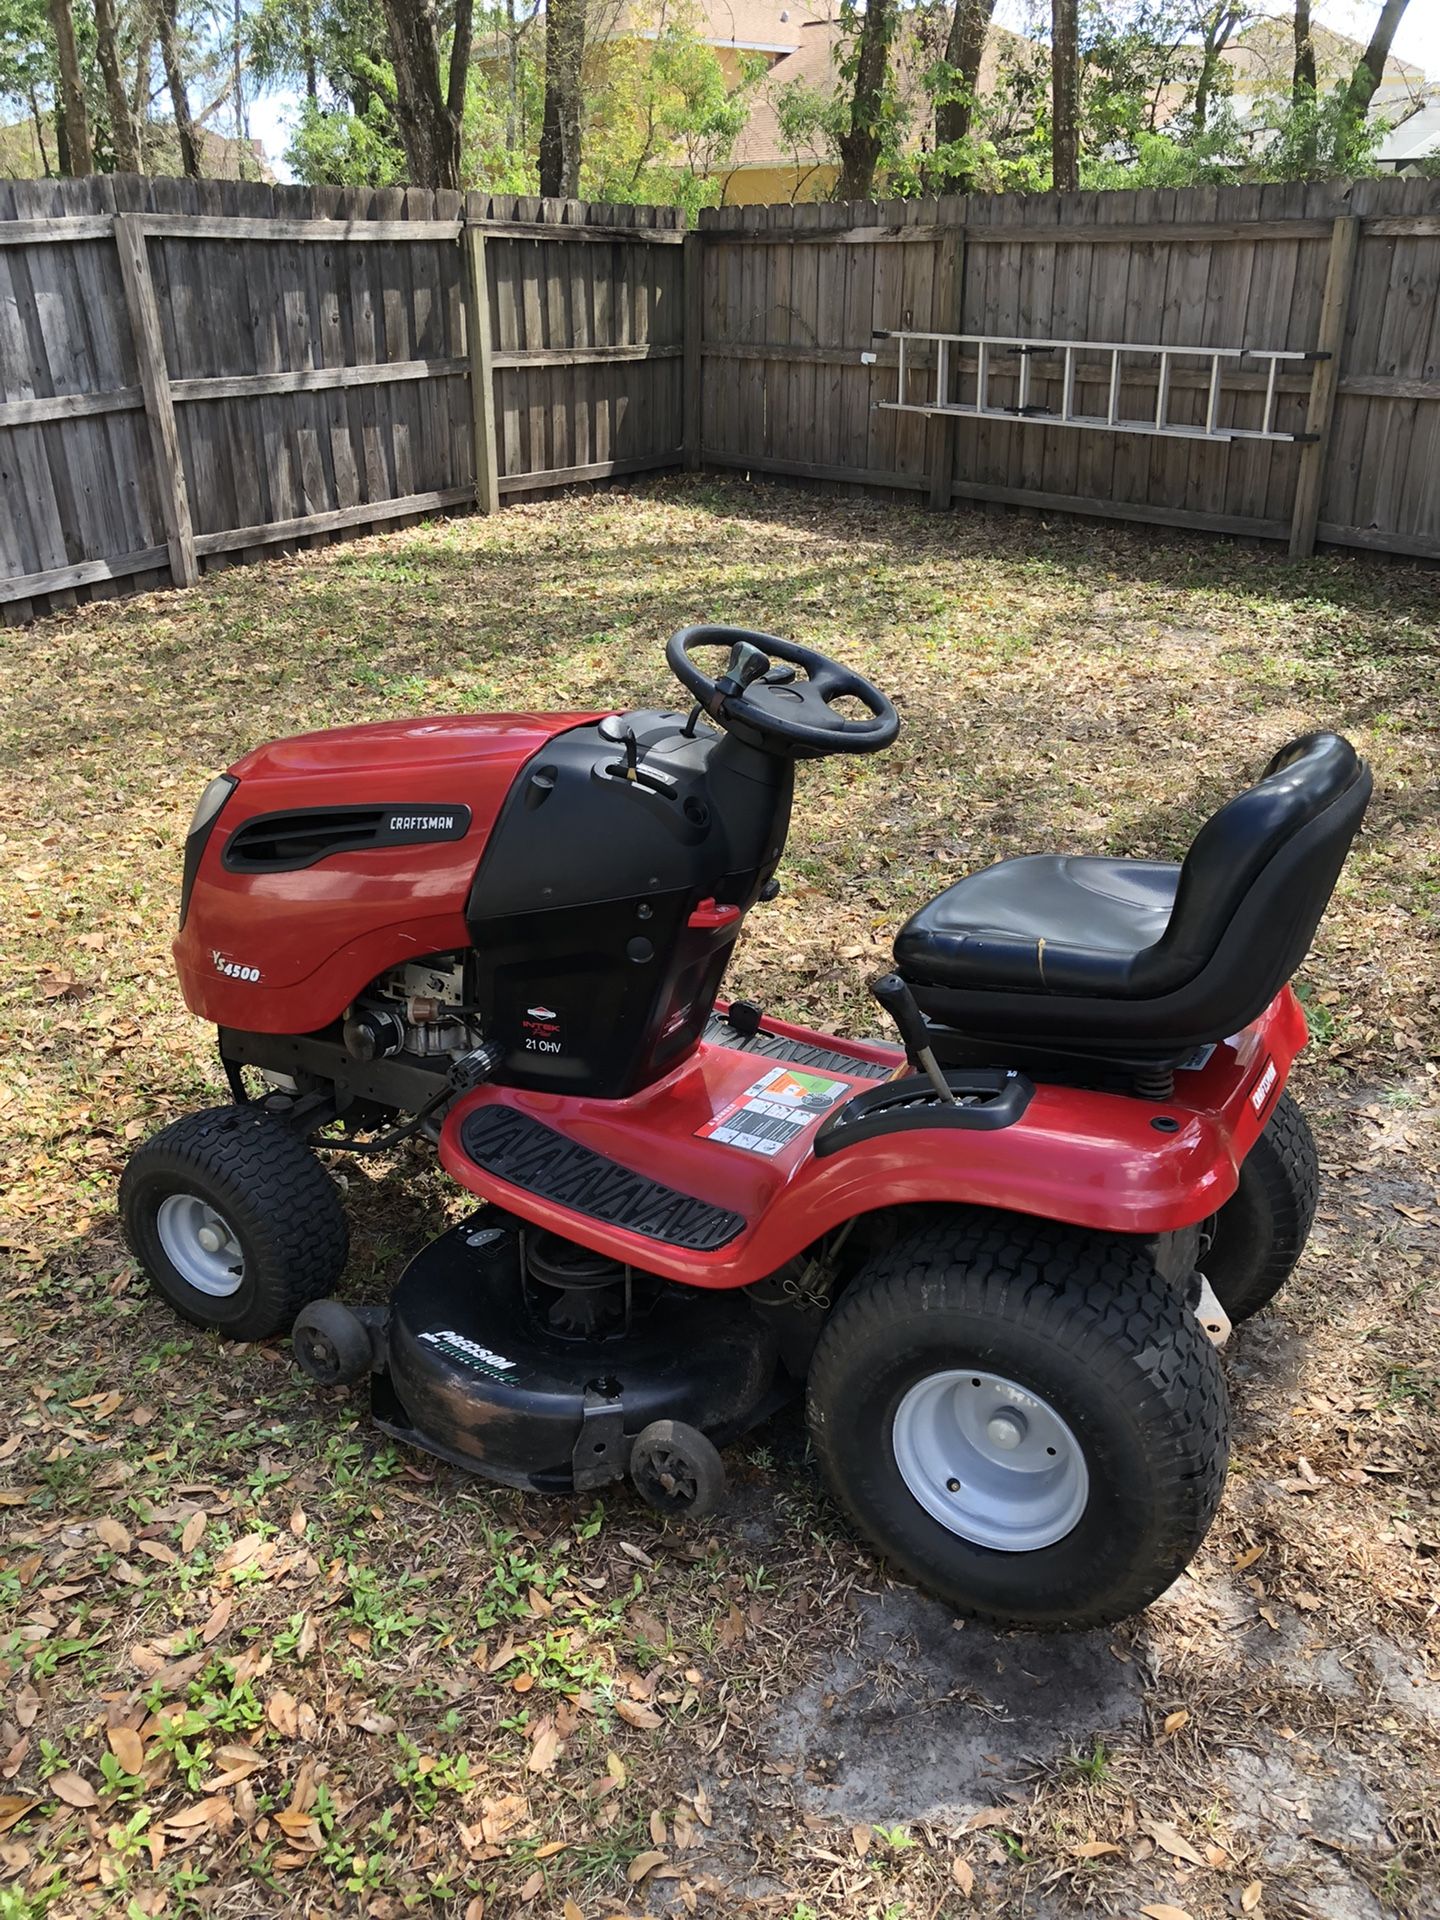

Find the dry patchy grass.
xmin=0 ymin=477 xmax=1437 ymax=1920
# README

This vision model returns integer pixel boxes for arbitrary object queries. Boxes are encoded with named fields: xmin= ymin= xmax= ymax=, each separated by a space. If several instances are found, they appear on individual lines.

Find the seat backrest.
xmin=1136 ymin=731 xmax=1371 ymax=1008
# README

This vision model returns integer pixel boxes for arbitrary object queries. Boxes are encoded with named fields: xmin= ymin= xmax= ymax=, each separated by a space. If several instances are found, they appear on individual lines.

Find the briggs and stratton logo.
xmin=522 ymin=1004 xmax=562 ymax=1055
xmin=212 ymin=950 xmax=261 ymax=983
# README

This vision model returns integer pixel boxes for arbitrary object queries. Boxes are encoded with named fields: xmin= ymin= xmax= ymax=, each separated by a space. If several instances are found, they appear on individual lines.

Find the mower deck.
xmin=438 ymin=991 xmax=1307 ymax=1286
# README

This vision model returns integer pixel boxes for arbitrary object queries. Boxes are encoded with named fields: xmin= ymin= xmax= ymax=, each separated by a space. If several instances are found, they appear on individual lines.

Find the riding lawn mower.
xmin=121 ymin=626 xmax=1371 ymax=1628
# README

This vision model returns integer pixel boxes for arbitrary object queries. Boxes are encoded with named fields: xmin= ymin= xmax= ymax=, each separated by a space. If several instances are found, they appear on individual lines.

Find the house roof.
xmin=1376 ymin=98 xmax=1440 ymax=165
xmin=725 ymin=12 xmax=1025 ymax=173
xmin=1222 ymin=17 xmax=1426 ymax=93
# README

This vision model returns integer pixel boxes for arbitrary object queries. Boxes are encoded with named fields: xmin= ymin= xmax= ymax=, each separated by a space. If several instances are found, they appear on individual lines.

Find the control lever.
xmin=870 ymin=973 xmax=959 ymax=1106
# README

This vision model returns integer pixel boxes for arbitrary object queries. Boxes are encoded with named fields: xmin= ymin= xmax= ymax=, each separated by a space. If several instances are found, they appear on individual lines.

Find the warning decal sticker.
xmin=697 ymin=1065 xmax=851 ymax=1157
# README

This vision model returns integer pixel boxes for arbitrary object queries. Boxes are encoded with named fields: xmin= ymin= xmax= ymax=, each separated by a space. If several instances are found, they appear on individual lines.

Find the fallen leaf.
xmin=49 ymin=1772 xmax=97 ymax=1809
xmin=1140 ymin=1907 xmax=1194 ymax=1920
xmin=266 ymin=1690 xmax=299 ymax=1737
xmin=214 ymin=1533 xmax=264 ymax=1574
xmin=202 ymin=1596 xmax=232 ymax=1644
xmin=563 ymin=1901 xmax=582 ymax=1920
xmin=181 ymin=1511 xmax=207 ymax=1554
xmin=615 ymin=1699 xmax=663 ymax=1731
xmin=14 ymin=1687 xmax=39 ymax=1730
xmin=1073 ymin=1839 xmax=1123 ymax=1858
xmin=94 ymin=1516 xmax=131 ymax=1553
xmin=964 ymin=1806 xmax=1014 ymax=1832
xmin=1232 ymin=1545 xmax=1265 ymax=1572
xmin=627 ymin=1850 xmax=667 ymax=1883
xmin=1242 ymin=1882 xmax=1263 ymax=1912
xmin=0 ymin=1797 xmax=37 ymax=1835
xmin=1143 ymin=1821 xmax=1205 ymax=1867
xmin=465 ymin=1899 xmax=486 ymax=1920
xmin=951 ymin=1855 xmax=975 ymax=1895
xmin=528 ymin=1723 xmax=561 ymax=1774
xmin=107 ymin=1727 xmax=144 ymax=1774
xmin=1162 ymin=1709 xmax=1190 ymax=1736
xmin=851 ymin=1822 xmax=872 ymax=1857
xmin=137 ymin=1539 xmax=178 ymax=1565
xmin=650 ymin=1809 xmax=667 ymax=1846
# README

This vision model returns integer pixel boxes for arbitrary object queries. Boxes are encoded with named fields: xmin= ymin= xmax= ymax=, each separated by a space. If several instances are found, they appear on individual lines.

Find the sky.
xmin=246 ymin=2 xmax=1440 ymax=181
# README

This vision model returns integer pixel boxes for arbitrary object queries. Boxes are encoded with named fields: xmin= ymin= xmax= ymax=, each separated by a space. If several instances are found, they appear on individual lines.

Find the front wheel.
xmin=806 ymin=1215 xmax=1230 ymax=1629
xmin=120 ymin=1105 xmax=349 ymax=1342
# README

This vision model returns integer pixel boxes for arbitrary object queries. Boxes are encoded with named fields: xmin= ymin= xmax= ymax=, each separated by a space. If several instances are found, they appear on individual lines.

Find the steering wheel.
xmin=666 ymin=626 xmax=899 ymax=758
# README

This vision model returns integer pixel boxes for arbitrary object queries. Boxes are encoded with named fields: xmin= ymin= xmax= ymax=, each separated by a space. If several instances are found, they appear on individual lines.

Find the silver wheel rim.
xmin=156 ymin=1193 xmax=246 ymax=1299
xmin=892 ymin=1368 xmax=1089 ymax=1552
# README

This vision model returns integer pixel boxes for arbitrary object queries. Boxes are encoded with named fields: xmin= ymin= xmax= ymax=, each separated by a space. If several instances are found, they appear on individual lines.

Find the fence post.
xmin=683 ymin=229 xmax=703 ymax=470
xmin=1288 ymin=213 xmax=1360 ymax=560
xmin=464 ymin=223 xmax=500 ymax=515
xmin=114 ymin=212 xmax=198 ymax=587
xmin=927 ymin=216 xmax=966 ymax=511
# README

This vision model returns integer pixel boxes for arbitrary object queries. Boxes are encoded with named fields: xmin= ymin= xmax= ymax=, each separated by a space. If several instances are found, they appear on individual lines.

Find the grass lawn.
xmin=1 ymin=475 xmax=1437 ymax=1920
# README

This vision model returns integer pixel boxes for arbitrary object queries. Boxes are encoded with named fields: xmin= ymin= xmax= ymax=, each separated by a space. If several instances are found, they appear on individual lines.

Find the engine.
xmin=342 ymin=956 xmax=483 ymax=1065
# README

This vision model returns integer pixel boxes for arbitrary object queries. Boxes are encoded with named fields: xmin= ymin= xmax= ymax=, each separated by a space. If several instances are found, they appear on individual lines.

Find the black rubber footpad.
xmin=703 ymin=1011 xmax=886 ymax=1080
xmin=459 ymin=1106 xmax=746 ymax=1252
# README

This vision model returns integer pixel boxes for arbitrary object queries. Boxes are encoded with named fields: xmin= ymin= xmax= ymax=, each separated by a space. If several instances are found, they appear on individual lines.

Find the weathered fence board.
xmin=2 ymin=175 xmax=1438 ymax=622
xmin=0 ymin=178 xmax=684 ymax=617
xmin=697 ymin=175 xmax=1440 ymax=561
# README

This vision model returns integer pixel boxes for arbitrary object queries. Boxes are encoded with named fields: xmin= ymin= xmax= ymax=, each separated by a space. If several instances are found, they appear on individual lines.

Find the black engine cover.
xmin=373 ymin=1215 xmax=783 ymax=1490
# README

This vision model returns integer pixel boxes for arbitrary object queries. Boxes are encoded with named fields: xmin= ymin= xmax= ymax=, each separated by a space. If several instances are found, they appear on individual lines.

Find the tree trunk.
xmin=1193 ymin=5 xmax=1240 ymax=134
xmin=1339 ymin=0 xmax=1410 ymax=135
xmin=29 ymin=87 xmax=53 ymax=175
xmin=1292 ymin=0 xmax=1316 ymax=102
xmin=539 ymin=0 xmax=587 ymax=198
xmin=46 ymin=0 xmax=94 ymax=175
xmin=158 ymin=0 xmax=202 ymax=176
xmin=1050 ymin=0 xmax=1078 ymax=193
xmin=94 ymin=0 xmax=140 ymax=171
xmin=380 ymin=0 xmax=471 ymax=189
xmin=933 ymin=0 xmax=995 ymax=188
xmin=837 ymin=0 xmax=899 ymax=201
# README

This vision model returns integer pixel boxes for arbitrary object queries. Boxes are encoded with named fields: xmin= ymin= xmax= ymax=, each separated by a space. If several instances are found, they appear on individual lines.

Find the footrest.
xmin=459 ymin=1105 xmax=746 ymax=1252
xmin=703 ymin=1010 xmax=886 ymax=1079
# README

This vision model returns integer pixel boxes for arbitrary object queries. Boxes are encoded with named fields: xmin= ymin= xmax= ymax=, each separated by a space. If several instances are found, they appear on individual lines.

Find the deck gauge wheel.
xmin=629 ymin=1420 xmax=727 ymax=1519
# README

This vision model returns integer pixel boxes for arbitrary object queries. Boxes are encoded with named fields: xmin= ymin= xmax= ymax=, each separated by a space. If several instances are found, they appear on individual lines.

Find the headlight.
xmin=179 ymin=775 xmax=238 ymax=930
xmin=188 ymin=773 xmax=238 ymax=839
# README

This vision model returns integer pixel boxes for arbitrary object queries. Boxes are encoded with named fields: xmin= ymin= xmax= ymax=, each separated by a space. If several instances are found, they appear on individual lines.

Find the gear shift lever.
xmin=870 ymin=973 xmax=959 ymax=1105
xmin=714 ymin=640 xmax=773 ymax=704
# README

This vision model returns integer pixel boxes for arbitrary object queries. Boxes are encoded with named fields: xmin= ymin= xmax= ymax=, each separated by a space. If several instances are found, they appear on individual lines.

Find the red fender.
xmin=438 ymin=987 xmax=1307 ymax=1288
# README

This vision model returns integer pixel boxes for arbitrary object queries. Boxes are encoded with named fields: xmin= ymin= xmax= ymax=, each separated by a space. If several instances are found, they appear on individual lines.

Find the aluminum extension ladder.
xmin=869 ymin=330 xmax=1324 ymax=444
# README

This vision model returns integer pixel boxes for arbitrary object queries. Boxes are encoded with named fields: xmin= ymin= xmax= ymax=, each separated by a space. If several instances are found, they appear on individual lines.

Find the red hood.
xmin=229 ymin=712 xmax=604 ymax=787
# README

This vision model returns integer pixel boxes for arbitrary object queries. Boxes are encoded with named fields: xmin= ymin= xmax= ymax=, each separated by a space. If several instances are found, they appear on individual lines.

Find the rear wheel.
xmin=1203 ymin=1091 xmax=1318 ymax=1323
xmin=121 ymin=1105 xmax=348 ymax=1342
xmin=806 ymin=1214 xmax=1230 ymax=1629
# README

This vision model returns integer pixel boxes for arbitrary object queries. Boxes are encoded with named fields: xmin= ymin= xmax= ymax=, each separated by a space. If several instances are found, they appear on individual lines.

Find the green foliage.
xmin=285 ymin=94 xmax=406 ymax=186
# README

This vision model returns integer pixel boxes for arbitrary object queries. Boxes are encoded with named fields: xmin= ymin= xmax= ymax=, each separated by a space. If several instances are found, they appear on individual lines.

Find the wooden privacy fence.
xmin=694 ymin=177 xmax=1440 ymax=562
xmin=0 ymin=177 xmax=684 ymax=620
xmin=2 ymin=174 xmax=1439 ymax=620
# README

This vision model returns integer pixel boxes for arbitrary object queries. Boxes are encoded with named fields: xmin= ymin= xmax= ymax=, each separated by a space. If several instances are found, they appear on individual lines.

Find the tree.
xmin=538 ymin=0 xmax=585 ymax=196
xmin=157 ymin=0 xmax=202 ymax=174
xmin=379 ymin=0 xmax=474 ymax=187
xmin=45 ymin=0 xmax=91 ymax=172
xmin=1337 ymin=0 xmax=1409 ymax=144
xmin=837 ymin=0 xmax=900 ymax=200
xmin=1292 ymin=0 xmax=1315 ymax=102
xmin=930 ymin=0 xmax=995 ymax=188
xmin=1050 ymin=0 xmax=1077 ymax=190
xmin=1192 ymin=3 xmax=1245 ymax=134
xmin=94 ymin=0 xmax=140 ymax=170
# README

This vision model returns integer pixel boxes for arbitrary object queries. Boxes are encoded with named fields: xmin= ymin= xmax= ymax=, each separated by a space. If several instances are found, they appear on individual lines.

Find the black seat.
xmin=895 ymin=733 xmax=1371 ymax=1063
